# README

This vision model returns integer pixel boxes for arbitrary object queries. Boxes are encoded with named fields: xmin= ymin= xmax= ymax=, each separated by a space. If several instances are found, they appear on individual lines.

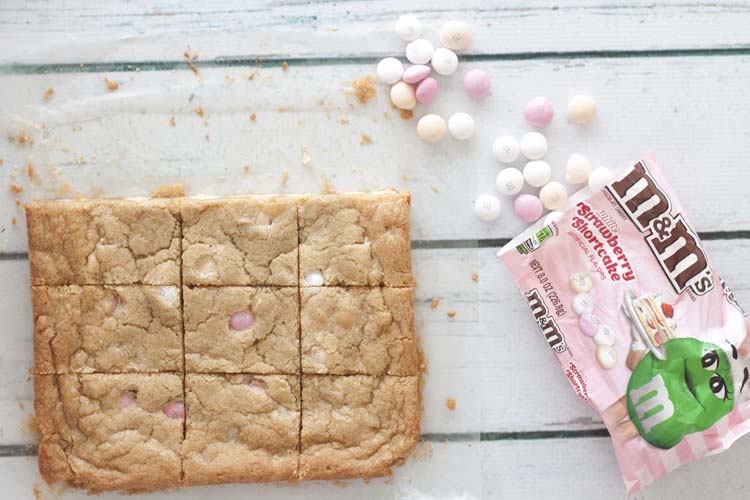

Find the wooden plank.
xmin=2 ymin=1 xmax=750 ymax=64
xmin=3 ymin=55 xmax=750 ymax=250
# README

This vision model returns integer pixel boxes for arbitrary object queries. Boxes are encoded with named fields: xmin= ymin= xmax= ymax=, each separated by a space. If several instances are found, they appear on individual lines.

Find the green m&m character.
xmin=626 ymin=338 xmax=734 ymax=449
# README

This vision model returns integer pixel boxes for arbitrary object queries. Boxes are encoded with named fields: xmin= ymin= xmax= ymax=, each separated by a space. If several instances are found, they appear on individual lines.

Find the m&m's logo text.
xmin=609 ymin=161 xmax=713 ymax=296
xmin=525 ymin=288 xmax=567 ymax=353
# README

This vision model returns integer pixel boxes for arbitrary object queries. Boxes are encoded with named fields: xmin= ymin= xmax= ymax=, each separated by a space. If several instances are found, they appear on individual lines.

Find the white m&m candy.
xmin=417 ymin=114 xmax=447 ymax=143
xmin=539 ymin=181 xmax=568 ymax=210
xmin=376 ymin=57 xmax=404 ymax=84
xmin=496 ymin=168 xmax=524 ymax=196
xmin=572 ymin=293 xmax=595 ymax=315
xmin=474 ymin=194 xmax=501 ymax=221
xmin=565 ymin=154 xmax=592 ymax=184
xmin=596 ymin=345 xmax=617 ymax=369
xmin=448 ymin=112 xmax=475 ymax=140
xmin=406 ymin=38 xmax=434 ymax=64
xmin=569 ymin=272 xmax=592 ymax=293
xmin=594 ymin=325 xmax=616 ymax=347
xmin=395 ymin=15 xmax=422 ymax=41
xmin=588 ymin=167 xmax=614 ymax=192
xmin=440 ymin=20 xmax=471 ymax=51
xmin=523 ymin=160 xmax=551 ymax=188
xmin=520 ymin=132 xmax=548 ymax=160
xmin=568 ymin=95 xmax=597 ymax=124
xmin=431 ymin=48 xmax=459 ymax=76
xmin=390 ymin=81 xmax=416 ymax=110
xmin=492 ymin=136 xmax=520 ymax=163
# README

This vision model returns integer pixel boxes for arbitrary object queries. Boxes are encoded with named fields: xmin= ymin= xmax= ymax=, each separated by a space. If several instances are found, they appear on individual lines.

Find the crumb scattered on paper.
xmin=472 ymin=273 xmax=479 ymax=283
xmin=411 ymin=442 xmax=434 ymax=462
xmin=339 ymin=119 xmax=349 ymax=125
xmin=169 ymin=113 xmax=176 ymax=127
xmin=57 ymin=182 xmax=74 ymax=197
xmin=32 ymin=483 xmax=42 ymax=500
xmin=104 ymin=77 xmax=119 ymax=91
xmin=250 ymin=112 xmax=256 ymax=122
xmin=151 ymin=182 xmax=186 ymax=198
xmin=19 ymin=413 xmax=40 ymax=441
xmin=204 ymin=133 xmax=210 ymax=141
xmin=243 ymin=164 xmax=251 ymax=175
xmin=278 ymin=106 xmax=294 ymax=113
xmin=301 ymin=146 xmax=311 ymax=166
xmin=43 ymin=87 xmax=54 ymax=101
xmin=27 ymin=162 xmax=40 ymax=185
xmin=224 ymin=75 xmax=235 ymax=83
xmin=322 ymin=175 xmax=333 ymax=194
xmin=9 ymin=184 xmax=23 ymax=194
xmin=430 ymin=297 xmax=440 ymax=309
xmin=281 ymin=61 xmax=289 ymax=72
xmin=280 ymin=168 xmax=289 ymax=185
xmin=360 ymin=133 xmax=373 ymax=146
xmin=0 ymin=159 xmax=4 ymax=166
xmin=195 ymin=106 xmax=204 ymax=118
xmin=430 ymin=186 xmax=439 ymax=193
xmin=11 ymin=217 xmax=17 ymax=225
xmin=400 ymin=109 xmax=413 ymax=120
xmin=9 ymin=131 xmax=33 ymax=146
xmin=248 ymin=69 xmax=258 ymax=80
xmin=350 ymin=76 xmax=376 ymax=104
xmin=445 ymin=398 xmax=456 ymax=411
xmin=447 ymin=310 xmax=456 ymax=318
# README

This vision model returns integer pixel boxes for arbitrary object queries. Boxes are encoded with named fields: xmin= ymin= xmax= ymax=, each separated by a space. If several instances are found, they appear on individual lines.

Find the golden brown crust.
xmin=183 ymin=286 xmax=299 ymax=373
xmin=298 ymin=192 xmax=414 ymax=287
xmin=32 ymin=285 xmax=182 ymax=374
xmin=181 ymin=196 xmax=298 ymax=286
xmin=183 ymin=374 xmax=300 ymax=485
xmin=26 ymin=199 xmax=180 ymax=286
xmin=301 ymin=287 xmax=417 ymax=375
xmin=300 ymin=375 xmax=420 ymax=480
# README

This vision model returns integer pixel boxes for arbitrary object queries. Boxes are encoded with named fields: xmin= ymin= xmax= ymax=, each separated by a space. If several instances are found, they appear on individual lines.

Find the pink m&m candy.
xmin=579 ymin=314 xmax=600 ymax=337
xmin=463 ymin=69 xmax=490 ymax=99
xmin=163 ymin=401 xmax=185 ymax=419
xmin=513 ymin=194 xmax=543 ymax=222
xmin=523 ymin=96 xmax=554 ymax=127
xmin=230 ymin=310 xmax=255 ymax=331
xmin=402 ymin=64 xmax=431 ymax=84
xmin=416 ymin=77 xmax=438 ymax=104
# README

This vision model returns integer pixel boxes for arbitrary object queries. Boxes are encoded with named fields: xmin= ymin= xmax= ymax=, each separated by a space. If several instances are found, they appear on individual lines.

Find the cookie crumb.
xmin=11 ymin=217 xmax=17 ymax=225
xmin=446 ymin=310 xmax=456 ymax=318
xmin=18 ymin=402 xmax=24 ymax=410
xmin=204 ymin=133 xmax=210 ymax=141
xmin=472 ymin=272 xmax=479 ymax=283
xmin=322 ymin=175 xmax=334 ymax=193
xmin=350 ymin=76 xmax=376 ymax=104
xmin=243 ymin=164 xmax=251 ymax=175
xmin=250 ymin=112 xmax=256 ymax=122
xmin=27 ymin=162 xmax=40 ymax=185
xmin=9 ymin=184 xmax=23 ymax=194
xmin=400 ymin=109 xmax=414 ymax=120
xmin=430 ymin=186 xmax=439 ymax=193
xmin=32 ymin=483 xmax=41 ymax=500
xmin=301 ymin=146 xmax=311 ymax=166
xmin=43 ymin=87 xmax=54 ymax=101
xmin=281 ymin=61 xmax=289 ymax=72
xmin=360 ymin=133 xmax=373 ymax=146
xmin=151 ymin=182 xmax=186 ymax=198
xmin=278 ymin=106 xmax=294 ymax=113
xmin=0 ymin=159 xmax=4 ymax=166
xmin=339 ymin=119 xmax=349 ymax=125
xmin=430 ymin=297 xmax=440 ymax=309
xmin=169 ymin=113 xmax=176 ymax=127
xmin=104 ymin=77 xmax=119 ymax=91
xmin=56 ymin=182 xmax=73 ymax=197
xmin=187 ymin=59 xmax=199 ymax=75
xmin=280 ymin=168 xmax=289 ymax=186
xmin=195 ymin=106 xmax=204 ymax=118
xmin=9 ymin=131 xmax=33 ymax=146
xmin=19 ymin=413 xmax=40 ymax=441
xmin=445 ymin=398 xmax=456 ymax=411
xmin=248 ymin=69 xmax=258 ymax=80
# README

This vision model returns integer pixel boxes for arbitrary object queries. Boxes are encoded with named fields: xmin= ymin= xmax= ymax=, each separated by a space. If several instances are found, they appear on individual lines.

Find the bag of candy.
xmin=498 ymin=154 xmax=750 ymax=494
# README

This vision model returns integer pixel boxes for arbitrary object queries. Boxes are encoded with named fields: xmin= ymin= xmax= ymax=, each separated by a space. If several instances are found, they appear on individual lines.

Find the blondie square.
xmin=183 ymin=374 xmax=300 ymax=485
xmin=298 ymin=192 xmax=414 ymax=287
xmin=26 ymin=199 xmax=180 ymax=286
xmin=300 ymin=375 xmax=420 ymax=480
xmin=181 ymin=196 xmax=298 ymax=286
xmin=35 ymin=373 xmax=184 ymax=492
xmin=33 ymin=285 xmax=182 ymax=374
xmin=183 ymin=286 xmax=299 ymax=373
xmin=301 ymin=287 xmax=417 ymax=375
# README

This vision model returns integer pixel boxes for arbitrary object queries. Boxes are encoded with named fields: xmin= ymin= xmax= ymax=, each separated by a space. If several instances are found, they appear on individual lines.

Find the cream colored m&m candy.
xmin=417 ymin=114 xmax=447 ymax=143
xmin=448 ymin=112 xmax=475 ymax=140
xmin=431 ymin=48 xmax=459 ymax=76
xmin=474 ymin=194 xmax=501 ymax=221
xmin=376 ymin=57 xmax=404 ymax=84
xmin=568 ymin=95 xmax=597 ymax=124
xmin=492 ymin=136 xmax=520 ymax=163
xmin=572 ymin=293 xmax=595 ymax=315
xmin=539 ymin=181 xmax=567 ymax=210
xmin=440 ymin=20 xmax=471 ymax=51
xmin=565 ymin=154 xmax=592 ymax=184
xmin=523 ymin=160 xmax=551 ymax=188
xmin=406 ymin=38 xmax=434 ymax=64
xmin=594 ymin=325 xmax=616 ymax=347
xmin=569 ymin=272 xmax=592 ymax=293
xmin=390 ymin=81 xmax=416 ymax=110
xmin=395 ymin=15 xmax=422 ymax=41
xmin=520 ymin=132 xmax=548 ymax=160
xmin=496 ymin=168 xmax=524 ymax=196
xmin=596 ymin=345 xmax=617 ymax=369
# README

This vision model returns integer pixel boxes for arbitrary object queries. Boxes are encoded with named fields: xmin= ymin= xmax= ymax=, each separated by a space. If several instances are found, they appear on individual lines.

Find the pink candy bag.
xmin=499 ymin=155 xmax=750 ymax=494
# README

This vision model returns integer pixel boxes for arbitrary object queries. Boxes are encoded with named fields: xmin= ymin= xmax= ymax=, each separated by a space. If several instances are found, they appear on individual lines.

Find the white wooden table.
xmin=2 ymin=2 xmax=750 ymax=498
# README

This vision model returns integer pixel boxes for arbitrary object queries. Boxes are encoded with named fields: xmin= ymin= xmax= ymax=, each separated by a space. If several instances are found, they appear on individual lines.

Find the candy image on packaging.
xmin=499 ymin=155 xmax=750 ymax=494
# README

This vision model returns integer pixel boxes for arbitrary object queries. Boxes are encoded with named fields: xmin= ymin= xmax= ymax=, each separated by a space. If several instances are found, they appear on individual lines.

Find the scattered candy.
xmin=448 ymin=112 xmax=475 ymax=140
xmin=522 ymin=160 xmax=551 ymax=187
xmin=543 ymin=210 xmax=562 ymax=226
xmin=572 ymin=293 xmax=595 ymax=315
xmin=440 ymin=20 xmax=471 ymax=51
xmin=395 ymin=15 xmax=422 ymax=41
xmin=230 ymin=310 xmax=255 ymax=331
xmin=539 ymin=181 xmax=568 ymax=211
xmin=568 ymin=95 xmax=597 ymax=124
xmin=569 ymin=272 xmax=593 ymax=293
xmin=519 ymin=132 xmax=548 ymax=160
xmin=513 ymin=194 xmax=544 ymax=222
xmin=596 ymin=345 xmax=617 ymax=369
xmin=594 ymin=325 xmax=616 ymax=347
xmin=406 ymin=38 xmax=434 ymax=64
xmin=402 ymin=64 xmax=431 ymax=84
xmin=163 ymin=401 xmax=185 ymax=419
xmin=565 ymin=153 xmax=592 ymax=184
xmin=417 ymin=113 xmax=447 ymax=143
xmin=464 ymin=69 xmax=491 ymax=98
xmin=120 ymin=390 xmax=136 ymax=409
xmin=588 ymin=167 xmax=614 ymax=192
xmin=579 ymin=314 xmax=600 ymax=337
xmin=474 ymin=194 xmax=502 ymax=221
xmin=496 ymin=168 xmax=524 ymax=196
xmin=492 ymin=136 xmax=520 ymax=163
xmin=523 ymin=96 xmax=554 ymax=127
xmin=390 ymin=81 xmax=416 ymax=109
xmin=415 ymin=77 xmax=439 ymax=104
xmin=431 ymin=47 xmax=459 ymax=76
xmin=376 ymin=57 xmax=404 ymax=84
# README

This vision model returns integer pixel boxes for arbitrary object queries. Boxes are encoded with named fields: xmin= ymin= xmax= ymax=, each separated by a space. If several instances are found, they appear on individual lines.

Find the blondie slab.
xmin=301 ymin=287 xmax=417 ymax=375
xmin=26 ymin=199 xmax=180 ymax=286
xmin=35 ymin=373 xmax=184 ymax=492
xmin=300 ymin=375 xmax=420 ymax=480
xmin=33 ymin=285 xmax=182 ymax=374
xmin=298 ymin=192 xmax=414 ymax=287
xmin=183 ymin=374 xmax=300 ymax=485
xmin=181 ymin=196 xmax=298 ymax=286
xmin=183 ymin=286 xmax=299 ymax=373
